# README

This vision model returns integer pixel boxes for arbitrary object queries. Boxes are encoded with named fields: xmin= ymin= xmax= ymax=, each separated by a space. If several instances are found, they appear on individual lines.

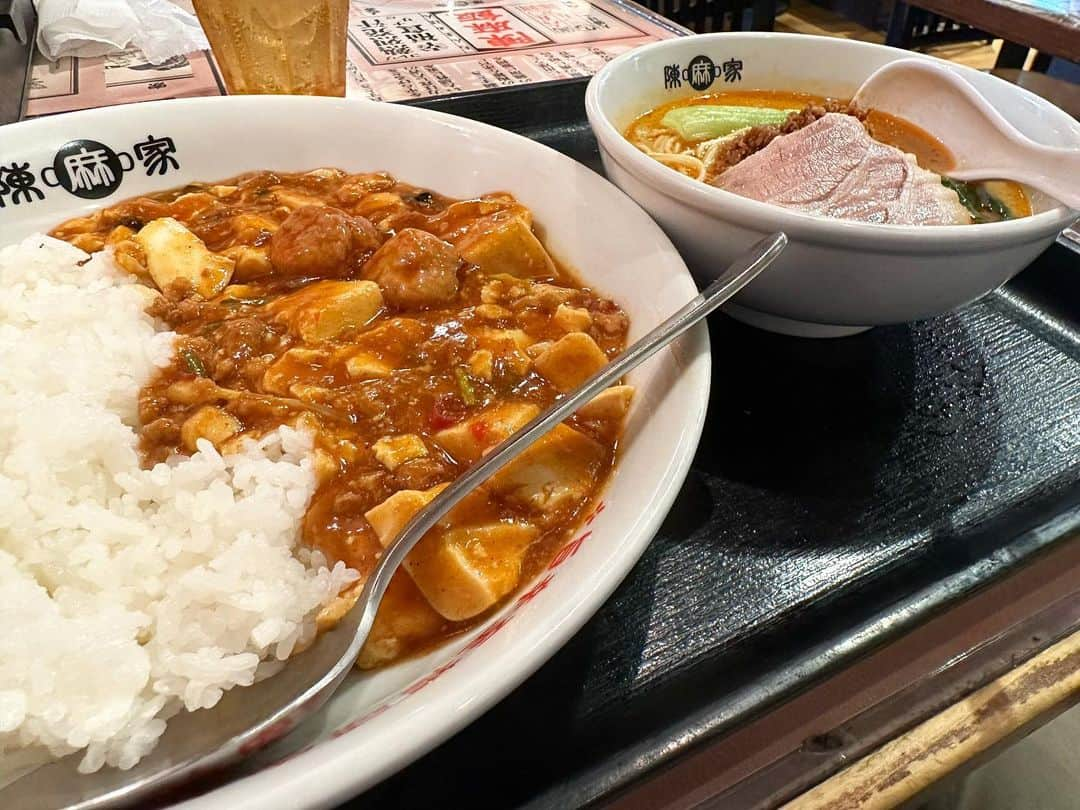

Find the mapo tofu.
xmin=52 ymin=169 xmax=633 ymax=667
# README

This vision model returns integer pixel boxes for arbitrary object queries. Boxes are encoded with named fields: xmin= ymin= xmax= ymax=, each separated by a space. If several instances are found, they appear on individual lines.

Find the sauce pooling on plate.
xmin=52 ymin=168 xmax=633 ymax=668
xmin=625 ymin=89 xmax=1031 ymax=224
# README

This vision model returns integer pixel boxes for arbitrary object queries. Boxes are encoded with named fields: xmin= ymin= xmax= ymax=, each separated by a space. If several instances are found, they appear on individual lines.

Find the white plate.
xmin=0 ymin=96 xmax=710 ymax=808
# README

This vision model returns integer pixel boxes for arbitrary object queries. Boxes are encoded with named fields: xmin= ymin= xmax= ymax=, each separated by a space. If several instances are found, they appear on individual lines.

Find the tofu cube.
xmin=345 ymin=351 xmax=392 ymax=380
xmin=222 ymin=245 xmax=272 ymax=279
xmin=472 ymin=326 xmax=533 ymax=353
xmin=135 ymin=217 xmax=234 ymax=298
xmin=262 ymin=347 xmax=329 ymax=395
xmin=471 ymin=326 xmax=534 ymax=375
xmin=553 ymin=304 xmax=592 ymax=333
xmin=105 ymin=225 xmax=136 ymax=247
xmin=434 ymin=401 xmax=540 ymax=464
xmin=316 ymin=581 xmax=362 ymax=634
xmin=576 ymin=385 xmax=635 ymax=439
xmin=355 ymin=574 xmax=447 ymax=668
xmin=490 ymin=423 xmax=606 ymax=514
xmin=180 ymin=406 xmax=242 ymax=452
xmin=525 ymin=341 xmax=552 ymax=359
xmin=409 ymin=522 xmax=538 ymax=620
xmin=273 ymin=189 xmax=326 ymax=210
xmin=364 ymin=485 xmax=539 ymax=621
xmin=532 ymin=332 xmax=609 ymax=392
xmin=468 ymin=349 xmax=493 ymax=380
xmin=321 ymin=575 xmax=446 ymax=669
xmin=480 ymin=276 xmax=533 ymax=305
xmin=475 ymin=304 xmax=513 ymax=321
xmin=312 ymin=448 xmax=340 ymax=485
xmin=365 ymin=485 xmax=447 ymax=545
xmin=271 ymin=279 xmax=384 ymax=343
xmin=373 ymin=434 xmax=429 ymax=471
xmin=230 ymin=212 xmax=278 ymax=243
xmin=456 ymin=216 xmax=556 ymax=279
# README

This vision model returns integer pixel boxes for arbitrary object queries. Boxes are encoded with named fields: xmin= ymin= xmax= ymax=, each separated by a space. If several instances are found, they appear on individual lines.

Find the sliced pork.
xmin=712 ymin=113 xmax=970 ymax=226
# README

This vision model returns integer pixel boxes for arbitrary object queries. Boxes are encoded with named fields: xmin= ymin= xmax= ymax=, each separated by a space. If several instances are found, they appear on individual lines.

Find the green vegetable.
xmin=942 ymin=177 xmax=1013 ymax=223
xmin=941 ymin=177 xmax=980 ymax=217
xmin=454 ymin=367 xmax=477 ymax=406
xmin=661 ymin=105 xmax=798 ymax=143
xmin=181 ymin=348 xmax=208 ymax=377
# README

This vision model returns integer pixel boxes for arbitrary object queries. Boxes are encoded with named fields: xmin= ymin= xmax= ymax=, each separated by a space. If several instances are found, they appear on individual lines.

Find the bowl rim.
xmin=585 ymin=31 xmax=1080 ymax=249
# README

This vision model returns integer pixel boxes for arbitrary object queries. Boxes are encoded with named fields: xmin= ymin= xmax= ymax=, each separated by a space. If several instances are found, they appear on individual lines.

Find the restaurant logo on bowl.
xmin=0 ymin=136 xmax=181 ymax=210
xmin=42 ymin=140 xmax=135 ymax=200
xmin=663 ymin=55 xmax=744 ymax=91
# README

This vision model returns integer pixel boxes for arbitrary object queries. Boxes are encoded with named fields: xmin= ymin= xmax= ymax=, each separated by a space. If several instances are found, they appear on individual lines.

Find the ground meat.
xmin=416 ymin=325 xmax=471 ymax=369
xmin=527 ymin=283 xmax=580 ymax=312
xmin=203 ymin=317 xmax=288 ymax=386
xmin=391 ymin=456 xmax=451 ymax=490
xmin=335 ymin=172 xmax=397 ymax=207
xmin=212 ymin=317 xmax=278 ymax=360
xmin=227 ymin=394 xmax=298 ymax=424
xmin=706 ymin=101 xmax=868 ymax=183
xmin=138 ymin=388 xmax=171 ymax=426
xmin=589 ymin=299 xmax=630 ymax=338
xmin=322 ymin=471 xmax=394 ymax=528
xmin=147 ymin=289 xmax=212 ymax=327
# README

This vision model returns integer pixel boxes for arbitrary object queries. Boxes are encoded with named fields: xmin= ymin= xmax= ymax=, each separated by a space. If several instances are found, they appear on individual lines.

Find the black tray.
xmin=345 ymin=81 xmax=1080 ymax=809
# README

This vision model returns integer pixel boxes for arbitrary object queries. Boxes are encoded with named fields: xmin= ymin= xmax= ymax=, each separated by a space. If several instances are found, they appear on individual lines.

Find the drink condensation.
xmin=193 ymin=0 xmax=348 ymax=96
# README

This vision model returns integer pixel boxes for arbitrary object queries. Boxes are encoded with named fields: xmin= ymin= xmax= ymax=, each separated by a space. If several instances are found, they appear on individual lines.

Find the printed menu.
xmin=26 ymin=0 xmax=681 ymax=117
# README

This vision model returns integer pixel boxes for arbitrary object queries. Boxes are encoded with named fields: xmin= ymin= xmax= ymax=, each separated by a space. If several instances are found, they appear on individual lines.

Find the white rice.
xmin=0 ymin=236 xmax=356 ymax=774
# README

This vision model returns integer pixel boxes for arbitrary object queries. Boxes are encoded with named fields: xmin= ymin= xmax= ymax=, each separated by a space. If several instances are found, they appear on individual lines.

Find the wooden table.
xmin=888 ymin=0 xmax=1080 ymax=65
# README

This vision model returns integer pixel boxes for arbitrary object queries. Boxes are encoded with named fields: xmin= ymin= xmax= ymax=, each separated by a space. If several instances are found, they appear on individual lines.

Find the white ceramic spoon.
xmin=853 ymin=58 xmax=1080 ymax=210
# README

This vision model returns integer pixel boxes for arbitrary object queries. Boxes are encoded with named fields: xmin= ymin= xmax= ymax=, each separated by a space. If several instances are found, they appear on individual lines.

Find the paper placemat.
xmin=26 ymin=0 xmax=680 ymax=117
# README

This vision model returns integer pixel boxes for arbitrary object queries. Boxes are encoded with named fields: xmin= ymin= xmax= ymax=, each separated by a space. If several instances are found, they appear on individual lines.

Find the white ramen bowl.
xmin=0 ymin=96 xmax=709 ymax=809
xmin=586 ymin=33 xmax=1080 ymax=337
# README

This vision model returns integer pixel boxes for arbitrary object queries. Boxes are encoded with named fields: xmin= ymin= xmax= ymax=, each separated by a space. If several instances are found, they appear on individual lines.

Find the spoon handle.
xmin=948 ymin=143 xmax=1080 ymax=210
xmin=854 ymin=58 xmax=1080 ymax=210
xmin=343 ymin=231 xmax=788 ymax=660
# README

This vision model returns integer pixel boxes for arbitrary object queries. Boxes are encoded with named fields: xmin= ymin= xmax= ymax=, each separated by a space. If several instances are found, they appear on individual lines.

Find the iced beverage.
xmin=193 ymin=0 xmax=348 ymax=96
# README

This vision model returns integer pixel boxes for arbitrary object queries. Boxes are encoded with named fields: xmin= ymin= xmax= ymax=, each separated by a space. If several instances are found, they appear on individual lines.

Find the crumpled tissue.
xmin=34 ymin=0 xmax=209 ymax=64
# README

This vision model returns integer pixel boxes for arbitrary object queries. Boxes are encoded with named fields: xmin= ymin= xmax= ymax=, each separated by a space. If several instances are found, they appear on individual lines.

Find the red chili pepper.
xmin=469 ymin=420 xmax=489 ymax=442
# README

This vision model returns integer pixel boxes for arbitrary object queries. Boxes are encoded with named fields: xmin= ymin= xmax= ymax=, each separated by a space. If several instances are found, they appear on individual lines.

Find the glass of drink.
xmin=193 ymin=0 xmax=349 ymax=96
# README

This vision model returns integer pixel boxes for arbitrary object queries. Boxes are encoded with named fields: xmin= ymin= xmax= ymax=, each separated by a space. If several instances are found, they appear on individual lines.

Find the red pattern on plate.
xmin=584 ymin=502 xmax=606 ymax=525
xmin=547 ymin=531 xmax=590 ymax=570
xmin=513 ymin=573 xmax=553 ymax=607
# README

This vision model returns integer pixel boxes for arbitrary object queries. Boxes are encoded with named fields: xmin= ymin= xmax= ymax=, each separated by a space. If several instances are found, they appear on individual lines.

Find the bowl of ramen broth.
xmin=586 ymin=33 xmax=1080 ymax=336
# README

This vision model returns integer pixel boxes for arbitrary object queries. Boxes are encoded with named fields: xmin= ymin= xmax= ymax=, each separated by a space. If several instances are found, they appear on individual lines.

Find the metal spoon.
xmin=5 ymin=232 xmax=787 ymax=810
xmin=853 ymin=58 xmax=1080 ymax=209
